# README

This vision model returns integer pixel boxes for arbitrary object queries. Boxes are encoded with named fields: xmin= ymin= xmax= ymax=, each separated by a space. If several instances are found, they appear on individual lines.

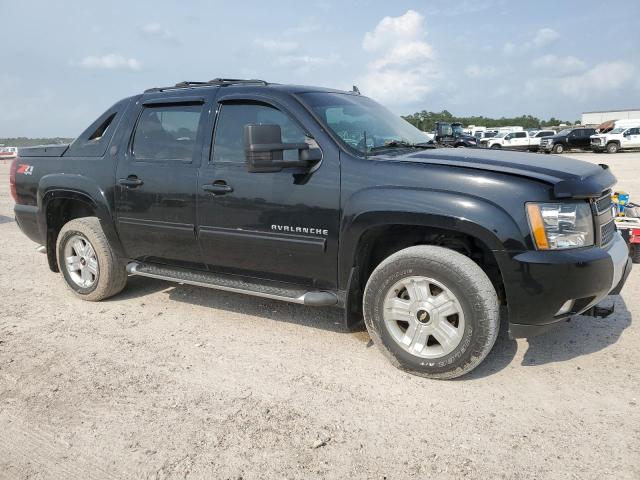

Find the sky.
xmin=1 ymin=0 xmax=639 ymax=137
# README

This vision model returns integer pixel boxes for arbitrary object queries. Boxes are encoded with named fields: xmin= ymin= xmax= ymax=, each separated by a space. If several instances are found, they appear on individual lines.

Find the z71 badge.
xmin=17 ymin=164 xmax=34 ymax=175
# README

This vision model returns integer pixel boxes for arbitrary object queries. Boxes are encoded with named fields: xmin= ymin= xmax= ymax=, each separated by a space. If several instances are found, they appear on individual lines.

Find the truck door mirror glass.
xmin=243 ymin=124 xmax=320 ymax=173
xmin=505 ymin=134 xmax=512 ymax=140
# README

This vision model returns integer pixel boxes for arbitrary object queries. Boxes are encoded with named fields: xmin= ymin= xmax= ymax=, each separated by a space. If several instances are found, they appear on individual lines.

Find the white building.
xmin=582 ymin=108 xmax=640 ymax=125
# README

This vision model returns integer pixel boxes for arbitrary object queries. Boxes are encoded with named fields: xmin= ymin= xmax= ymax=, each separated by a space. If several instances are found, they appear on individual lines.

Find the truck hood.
xmin=381 ymin=147 xmax=615 ymax=199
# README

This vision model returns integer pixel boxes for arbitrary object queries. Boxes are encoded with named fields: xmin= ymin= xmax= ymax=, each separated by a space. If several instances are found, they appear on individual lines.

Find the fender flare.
xmin=37 ymin=173 xmax=125 ymax=258
xmin=338 ymin=187 xmax=526 ymax=289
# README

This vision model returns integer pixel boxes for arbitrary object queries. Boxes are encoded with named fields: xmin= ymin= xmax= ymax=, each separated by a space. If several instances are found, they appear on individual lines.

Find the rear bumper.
xmin=505 ymin=233 xmax=631 ymax=338
xmin=14 ymin=204 xmax=43 ymax=245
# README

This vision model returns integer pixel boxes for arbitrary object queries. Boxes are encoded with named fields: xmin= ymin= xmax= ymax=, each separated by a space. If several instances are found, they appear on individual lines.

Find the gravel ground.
xmin=0 ymin=152 xmax=639 ymax=480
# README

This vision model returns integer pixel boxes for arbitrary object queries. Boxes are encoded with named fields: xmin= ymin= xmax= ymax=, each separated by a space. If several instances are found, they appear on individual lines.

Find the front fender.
xmin=37 ymin=173 xmax=125 ymax=257
xmin=338 ymin=186 xmax=526 ymax=288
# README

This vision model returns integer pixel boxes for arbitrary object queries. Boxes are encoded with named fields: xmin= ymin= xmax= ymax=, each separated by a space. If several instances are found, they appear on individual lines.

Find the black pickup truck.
xmin=11 ymin=79 xmax=632 ymax=379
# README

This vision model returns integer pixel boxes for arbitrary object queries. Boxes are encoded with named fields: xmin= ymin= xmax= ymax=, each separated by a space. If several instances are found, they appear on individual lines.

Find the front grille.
xmin=594 ymin=192 xmax=612 ymax=214
xmin=600 ymin=219 xmax=616 ymax=246
xmin=591 ymin=138 xmax=604 ymax=145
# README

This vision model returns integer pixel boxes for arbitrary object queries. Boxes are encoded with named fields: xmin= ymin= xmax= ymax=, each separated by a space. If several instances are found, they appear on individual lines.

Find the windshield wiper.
xmin=369 ymin=140 xmax=434 ymax=153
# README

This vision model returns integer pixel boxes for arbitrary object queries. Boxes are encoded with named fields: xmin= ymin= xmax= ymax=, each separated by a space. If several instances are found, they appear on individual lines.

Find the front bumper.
xmin=540 ymin=142 xmax=554 ymax=152
xmin=505 ymin=233 xmax=631 ymax=338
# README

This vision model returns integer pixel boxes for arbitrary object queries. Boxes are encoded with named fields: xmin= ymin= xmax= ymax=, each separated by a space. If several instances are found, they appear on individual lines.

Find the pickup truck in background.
xmin=483 ymin=130 xmax=555 ymax=151
xmin=10 ymin=78 xmax=631 ymax=379
xmin=591 ymin=125 xmax=640 ymax=153
xmin=540 ymin=127 xmax=597 ymax=154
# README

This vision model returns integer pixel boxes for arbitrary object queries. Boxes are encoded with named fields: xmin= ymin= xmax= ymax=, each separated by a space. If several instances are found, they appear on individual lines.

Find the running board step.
xmin=126 ymin=262 xmax=337 ymax=306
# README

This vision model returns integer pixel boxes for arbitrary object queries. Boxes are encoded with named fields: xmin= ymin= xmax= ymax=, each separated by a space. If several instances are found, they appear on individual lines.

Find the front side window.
xmin=132 ymin=104 xmax=203 ymax=162
xmin=212 ymin=102 xmax=306 ymax=163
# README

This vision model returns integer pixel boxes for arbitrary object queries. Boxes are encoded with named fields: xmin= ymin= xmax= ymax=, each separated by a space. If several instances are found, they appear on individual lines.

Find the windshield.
xmin=452 ymin=124 xmax=464 ymax=136
xmin=495 ymin=132 xmax=508 ymax=138
xmin=298 ymin=92 xmax=431 ymax=155
xmin=557 ymin=129 xmax=572 ymax=136
xmin=610 ymin=128 xmax=626 ymax=134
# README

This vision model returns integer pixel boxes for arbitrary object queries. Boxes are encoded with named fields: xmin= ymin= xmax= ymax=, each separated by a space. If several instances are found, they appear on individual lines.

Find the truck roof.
xmin=143 ymin=78 xmax=354 ymax=96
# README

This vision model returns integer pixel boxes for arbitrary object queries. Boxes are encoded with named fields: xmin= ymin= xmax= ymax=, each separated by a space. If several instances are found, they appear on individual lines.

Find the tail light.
xmin=9 ymin=157 xmax=18 ymax=202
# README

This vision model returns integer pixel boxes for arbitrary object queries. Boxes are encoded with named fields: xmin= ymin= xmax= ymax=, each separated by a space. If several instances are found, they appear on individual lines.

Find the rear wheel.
xmin=363 ymin=246 xmax=500 ymax=379
xmin=56 ymin=217 xmax=127 ymax=301
xmin=552 ymin=143 xmax=565 ymax=154
xmin=606 ymin=142 xmax=619 ymax=154
xmin=632 ymin=244 xmax=640 ymax=264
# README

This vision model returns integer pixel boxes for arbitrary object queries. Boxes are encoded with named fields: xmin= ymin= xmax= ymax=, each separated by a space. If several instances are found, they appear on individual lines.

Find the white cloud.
xmin=503 ymin=28 xmax=560 ymax=55
xmin=253 ymin=38 xmax=298 ymax=52
xmin=362 ymin=9 xmax=425 ymax=51
xmin=558 ymin=61 xmax=635 ymax=97
xmin=359 ymin=10 xmax=439 ymax=105
xmin=532 ymin=55 xmax=586 ymax=75
xmin=141 ymin=23 xmax=176 ymax=42
xmin=464 ymin=65 xmax=499 ymax=78
xmin=77 ymin=54 xmax=141 ymax=70
xmin=526 ymin=28 xmax=560 ymax=49
xmin=370 ymin=41 xmax=435 ymax=70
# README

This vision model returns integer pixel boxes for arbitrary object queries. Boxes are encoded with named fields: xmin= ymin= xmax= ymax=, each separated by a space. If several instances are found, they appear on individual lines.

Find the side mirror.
xmin=505 ymin=134 xmax=512 ymax=140
xmin=244 ymin=124 xmax=321 ymax=173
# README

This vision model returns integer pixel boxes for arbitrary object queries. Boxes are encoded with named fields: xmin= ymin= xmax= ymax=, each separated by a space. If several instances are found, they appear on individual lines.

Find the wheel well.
xmin=45 ymin=197 xmax=96 ymax=272
xmin=606 ymin=140 xmax=620 ymax=146
xmin=346 ymin=225 xmax=506 ymax=327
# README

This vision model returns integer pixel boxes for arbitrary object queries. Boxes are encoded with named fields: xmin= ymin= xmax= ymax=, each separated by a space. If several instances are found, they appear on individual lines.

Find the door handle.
xmin=202 ymin=182 xmax=233 ymax=195
xmin=118 ymin=176 xmax=144 ymax=188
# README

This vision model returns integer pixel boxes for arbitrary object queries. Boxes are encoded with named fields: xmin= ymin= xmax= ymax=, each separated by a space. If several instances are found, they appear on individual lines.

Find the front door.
xmin=196 ymin=97 xmax=340 ymax=288
xmin=115 ymin=98 xmax=208 ymax=268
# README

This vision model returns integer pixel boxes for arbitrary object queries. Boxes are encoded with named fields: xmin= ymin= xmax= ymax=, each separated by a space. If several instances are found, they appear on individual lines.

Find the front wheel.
xmin=490 ymin=144 xmax=502 ymax=149
xmin=363 ymin=246 xmax=500 ymax=379
xmin=552 ymin=143 xmax=565 ymax=154
xmin=606 ymin=142 xmax=619 ymax=154
xmin=56 ymin=217 xmax=127 ymax=301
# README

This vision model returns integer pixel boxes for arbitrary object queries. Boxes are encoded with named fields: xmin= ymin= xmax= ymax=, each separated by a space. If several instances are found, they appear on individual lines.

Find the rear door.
xmin=114 ymin=95 xmax=211 ymax=268
xmin=196 ymin=95 xmax=340 ymax=288
xmin=625 ymin=127 xmax=640 ymax=147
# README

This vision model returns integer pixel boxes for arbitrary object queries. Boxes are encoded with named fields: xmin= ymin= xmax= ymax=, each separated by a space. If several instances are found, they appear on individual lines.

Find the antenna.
xmin=352 ymin=85 xmax=361 ymax=94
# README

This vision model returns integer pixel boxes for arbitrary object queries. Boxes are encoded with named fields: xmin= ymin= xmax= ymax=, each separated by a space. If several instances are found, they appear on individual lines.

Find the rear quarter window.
xmin=64 ymin=97 xmax=134 ymax=157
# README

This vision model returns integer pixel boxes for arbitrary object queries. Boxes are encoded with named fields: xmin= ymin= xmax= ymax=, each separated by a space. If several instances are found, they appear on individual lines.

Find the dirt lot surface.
xmin=1 ymin=152 xmax=639 ymax=480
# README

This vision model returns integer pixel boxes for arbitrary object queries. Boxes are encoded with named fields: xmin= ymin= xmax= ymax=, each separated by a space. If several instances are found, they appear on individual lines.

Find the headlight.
xmin=526 ymin=202 xmax=594 ymax=249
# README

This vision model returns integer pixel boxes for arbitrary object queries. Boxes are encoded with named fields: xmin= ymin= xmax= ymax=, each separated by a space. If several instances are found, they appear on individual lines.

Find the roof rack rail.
xmin=144 ymin=78 xmax=269 ymax=93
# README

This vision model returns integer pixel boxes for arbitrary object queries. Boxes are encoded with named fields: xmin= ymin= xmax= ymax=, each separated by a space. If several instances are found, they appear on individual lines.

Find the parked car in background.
xmin=474 ymin=130 xmax=498 ymax=140
xmin=540 ymin=127 xmax=597 ymax=154
xmin=0 ymin=146 xmax=18 ymax=160
xmin=527 ymin=130 xmax=556 ymax=151
xmin=433 ymin=121 xmax=479 ymax=147
xmin=591 ymin=124 xmax=640 ymax=154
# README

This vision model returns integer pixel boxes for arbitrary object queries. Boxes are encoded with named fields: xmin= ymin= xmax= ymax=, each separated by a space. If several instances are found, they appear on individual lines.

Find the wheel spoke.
xmin=81 ymin=266 xmax=92 ymax=284
xmin=406 ymin=278 xmax=430 ymax=302
xmin=84 ymin=242 xmax=96 ymax=259
xmin=87 ymin=258 xmax=99 ymax=275
xmin=73 ymin=239 xmax=86 ymax=257
xmin=66 ymin=256 xmax=81 ymax=272
xmin=384 ymin=297 xmax=411 ymax=321
xmin=432 ymin=319 xmax=460 ymax=351
xmin=403 ymin=324 xmax=428 ymax=353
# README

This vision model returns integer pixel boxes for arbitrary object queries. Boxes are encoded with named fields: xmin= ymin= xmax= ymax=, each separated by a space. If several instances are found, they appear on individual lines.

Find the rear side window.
xmin=132 ymin=104 xmax=203 ymax=162
xmin=212 ymin=102 xmax=305 ymax=163
xmin=514 ymin=132 xmax=526 ymax=138
xmin=65 ymin=97 xmax=132 ymax=157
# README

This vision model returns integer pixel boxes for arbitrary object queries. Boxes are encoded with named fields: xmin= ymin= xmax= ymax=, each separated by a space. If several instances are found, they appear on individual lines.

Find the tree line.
xmin=0 ymin=137 xmax=73 ymax=147
xmin=402 ymin=110 xmax=579 ymax=132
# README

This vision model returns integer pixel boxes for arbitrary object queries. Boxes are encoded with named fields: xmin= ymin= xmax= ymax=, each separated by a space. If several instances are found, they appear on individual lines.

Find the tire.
xmin=552 ymin=143 xmax=565 ymax=154
xmin=632 ymin=245 xmax=640 ymax=265
xmin=606 ymin=142 xmax=619 ymax=154
xmin=363 ymin=245 xmax=500 ymax=379
xmin=56 ymin=217 xmax=127 ymax=301
xmin=490 ymin=144 xmax=502 ymax=149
